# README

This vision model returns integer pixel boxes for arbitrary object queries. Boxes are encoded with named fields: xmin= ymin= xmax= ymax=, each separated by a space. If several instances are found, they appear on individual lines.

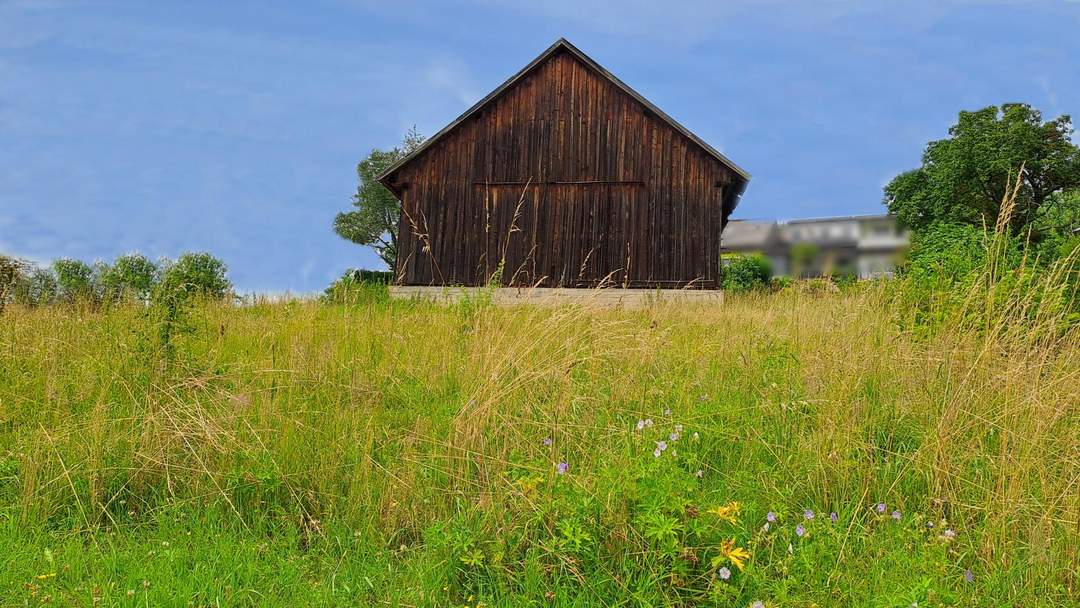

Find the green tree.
xmin=98 ymin=253 xmax=159 ymax=302
xmin=0 ymin=255 xmax=30 ymax=312
xmin=334 ymin=128 xmax=425 ymax=270
xmin=52 ymin=258 xmax=95 ymax=303
xmin=885 ymin=104 xmax=1080 ymax=233
xmin=156 ymin=252 xmax=231 ymax=302
xmin=14 ymin=267 xmax=59 ymax=307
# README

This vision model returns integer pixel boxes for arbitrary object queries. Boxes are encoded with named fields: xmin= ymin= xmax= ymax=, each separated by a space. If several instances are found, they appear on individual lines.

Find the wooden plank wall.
xmin=390 ymin=48 xmax=738 ymax=288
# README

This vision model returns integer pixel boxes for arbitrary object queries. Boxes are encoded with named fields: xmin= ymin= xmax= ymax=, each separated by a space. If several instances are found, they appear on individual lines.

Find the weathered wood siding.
xmin=384 ymin=47 xmax=741 ymax=288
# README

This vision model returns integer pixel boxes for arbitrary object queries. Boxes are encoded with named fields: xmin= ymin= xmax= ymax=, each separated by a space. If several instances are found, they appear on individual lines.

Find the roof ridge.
xmin=376 ymin=38 xmax=750 ymax=184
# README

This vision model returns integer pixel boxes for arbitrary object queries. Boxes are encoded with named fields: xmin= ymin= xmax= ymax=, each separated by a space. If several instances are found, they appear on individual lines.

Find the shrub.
xmin=155 ymin=253 xmax=231 ymax=303
xmin=98 ymin=253 xmax=158 ymax=303
xmin=13 ymin=266 xmax=59 ymax=307
xmin=903 ymin=223 xmax=996 ymax=285
xmin=0 ymin=255 xmax=30 ymax=312
xmin=52 ymin=258 xmax=96 ymax=303
xmin=322 ymin=268 xmax=391 ymax=305
xmin=722 ymin=254 xmax=772 ymax=292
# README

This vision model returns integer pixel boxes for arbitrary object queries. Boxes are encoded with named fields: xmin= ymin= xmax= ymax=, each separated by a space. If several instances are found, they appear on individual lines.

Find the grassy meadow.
xmin=0 ymin=280 xmax=1077 ymax=606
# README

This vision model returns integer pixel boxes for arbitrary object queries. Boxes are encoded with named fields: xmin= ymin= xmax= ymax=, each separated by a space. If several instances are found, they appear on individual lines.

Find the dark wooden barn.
xmin=378 ymin=38 xmax=750 ymax=289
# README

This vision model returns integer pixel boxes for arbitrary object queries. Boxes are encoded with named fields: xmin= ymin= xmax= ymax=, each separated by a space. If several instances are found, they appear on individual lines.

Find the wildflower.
xmin=663 ymin=408 xmax=672 ymax=416
xmin=636 ymin=420 xmax=646 ymax=431
xmin=830 ymin=512 xmax=838 ymax=522
xmin=720 ymin=539 xmax=750 ymax=571
xmin=766 ymin=511 xmax=776 ymax=522
xmin=656 ymin=440 xmax=668 ymax=452
xmin=708 ymin=502 xmax=741 ymax=523
xmin=669 ymin=431 xmax=680 ymax=442
xmin=644 ymin=418 xmax=654 ymax=428
xmin=653 ymin=448 xmax=662 ymax=458
xmin=940 ymin=529 xmax=956 ymax=540
xmin=875 ymin=502 xmax=886 ymax=514
xmin=795 ymin=524 xmax=806 ymax=537
xmin=542 ymin=437 xmax=552 ymax=446
xmin=556 ymin=462 xmax=568 ymax=475
xmin=751 ymin=603 xmax=764 ymax=608
xmin=718 ymin=566 xmax=731 ymax=580
xmin=804 ymin=509 xmax=814 ymax=520
xmin=963 ymin=569 xmax=974 ymax=583
xmin=695 ymin=469 xmax=704 ymax=478
xmin=762 ymin=522 xmax=770 ymax=532
xmin=674 ymin=424 xmax=683 ymax=433
xmin=892 ymin=510 xmax=902 ymax=521
xmin=699 ymin=394 xmax=708 ymax=401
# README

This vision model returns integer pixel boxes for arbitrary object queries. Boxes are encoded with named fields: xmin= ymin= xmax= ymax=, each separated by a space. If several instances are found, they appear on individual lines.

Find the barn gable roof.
xmin=377 ymin=38 xmax=750 ymax=192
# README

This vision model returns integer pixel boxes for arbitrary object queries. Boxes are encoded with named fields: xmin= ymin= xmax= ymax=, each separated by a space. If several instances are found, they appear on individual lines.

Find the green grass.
xmin=0 ymin=286 xmax=1076 ymax=606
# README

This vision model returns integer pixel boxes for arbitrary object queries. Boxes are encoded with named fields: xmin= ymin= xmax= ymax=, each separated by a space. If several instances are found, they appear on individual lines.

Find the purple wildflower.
xmin=669 ymin=431 xmax=680 ymax=442
xmin=875 ymin=502 xmax=887 ymax=514
xmin=644 ymin=418 xmax=654 ymax=428
xmin=766 ymin=511 xmax=776 ymax=522
xmin=635 ymin=420 xmax=645 ymax=431
xmin=751 ymin=603 xmax=764 ymax=608
xmin=542 ymin=437 xmax=553 ymax=447
xmin=674 ymin=424 xmax=683 ymax=433
xmin=795 ymin=524 xmax=806 ymax=537
xmin=804 ymin=509 xmax=815 ymax=520
xmin=891 ymin=510 xmax=902 ymax=521
xmin=718 ymin=566 xmax=731 ymax=580
xmin=656 ymin=440 xmax=667 ymax=452
xmin=963 ymin=569 xmax=974 ymax=583
xmin=556 ymin=462 xmax=568 ymax=475
xmin=830 ymin=512 xmax=838 ymax=522
xmin=653 ymin=447 xmax=662 ymax=458
xmin=942 ymin=529 xmax=956 ymax=539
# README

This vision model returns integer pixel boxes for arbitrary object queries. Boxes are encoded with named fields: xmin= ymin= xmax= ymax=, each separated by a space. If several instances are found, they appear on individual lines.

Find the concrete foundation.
xmin=388 ymin=286 xmax=724 ymax=308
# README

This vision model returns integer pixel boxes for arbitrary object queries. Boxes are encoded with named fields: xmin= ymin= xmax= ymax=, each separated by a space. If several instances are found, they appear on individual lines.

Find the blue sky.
xmin=3 ymin=0 xmax=1078 ymax=292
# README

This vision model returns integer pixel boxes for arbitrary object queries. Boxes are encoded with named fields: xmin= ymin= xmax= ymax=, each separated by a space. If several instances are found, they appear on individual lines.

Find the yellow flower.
xmin=707 ymin=501 xmax=742 ymax=524
xmin=720 ymin=539 xmax=751 ymax=571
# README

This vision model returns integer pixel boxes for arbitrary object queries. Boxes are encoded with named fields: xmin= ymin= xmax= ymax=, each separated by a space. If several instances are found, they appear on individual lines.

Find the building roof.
xmin=377 ymin=38 xmax=750 ymax=209
xmin=720 ymin=220 xmax=778 ymax=248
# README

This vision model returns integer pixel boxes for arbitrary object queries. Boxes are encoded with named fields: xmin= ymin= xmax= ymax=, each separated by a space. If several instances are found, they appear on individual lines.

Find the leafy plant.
xmin=722 ymin=253 xmax=772 ymax=292
xmin=334 ymin=128 xmax=425 ymax=270
xmin=885 ymin=103 xmax=1080 ymax=234
xmin=97 ymin=253 xmax=159 ymax=303
xmin=52 ymin=258 xmax=95 ymax=303
xmin=0 ymin=255 xmax=30 ymax=312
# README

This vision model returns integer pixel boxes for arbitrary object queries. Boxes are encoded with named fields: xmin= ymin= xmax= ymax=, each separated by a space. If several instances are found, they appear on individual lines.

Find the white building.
xmin=721 ymin=214 xmax=909 ymax=279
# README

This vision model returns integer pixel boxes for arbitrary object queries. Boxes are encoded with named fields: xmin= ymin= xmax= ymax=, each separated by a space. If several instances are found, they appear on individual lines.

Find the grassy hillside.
xmin=0 ymin=286 xmax=1077 ymax=606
